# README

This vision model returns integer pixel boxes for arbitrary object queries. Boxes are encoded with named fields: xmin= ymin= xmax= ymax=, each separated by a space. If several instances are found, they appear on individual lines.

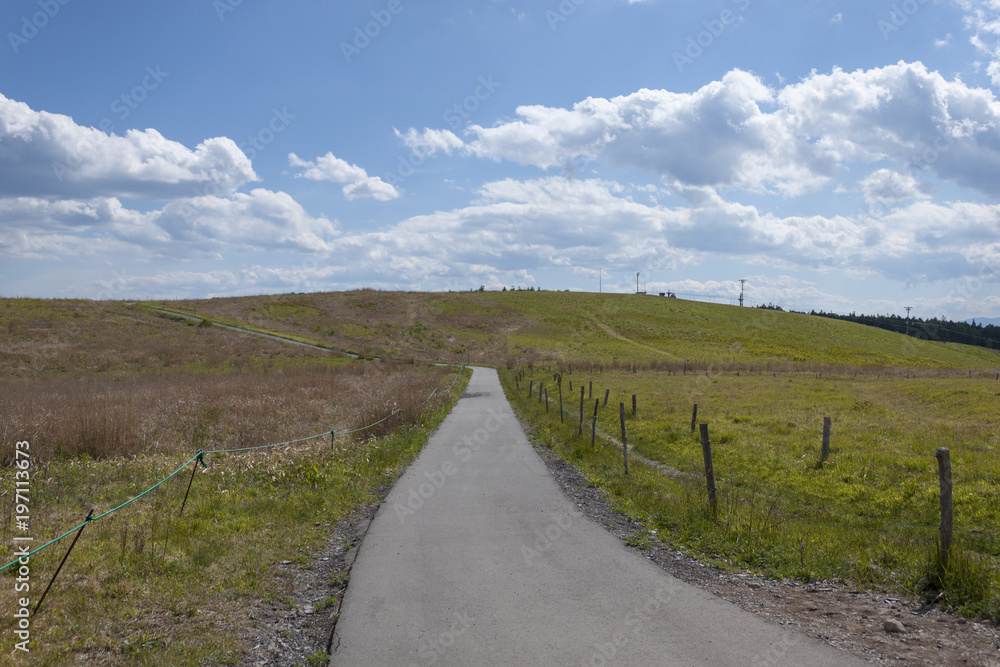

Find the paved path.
xmin=331 ymin=367 xmax=868 ymax=666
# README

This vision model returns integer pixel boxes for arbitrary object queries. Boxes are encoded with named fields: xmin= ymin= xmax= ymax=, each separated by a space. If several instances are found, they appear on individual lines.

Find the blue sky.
xmin=2 ymin=0 xmax=1000 ymax=319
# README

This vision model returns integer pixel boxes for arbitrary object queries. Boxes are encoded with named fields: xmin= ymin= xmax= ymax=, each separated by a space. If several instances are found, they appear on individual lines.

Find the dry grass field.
xmin=0 ymin=297 xmax=468 ymax=665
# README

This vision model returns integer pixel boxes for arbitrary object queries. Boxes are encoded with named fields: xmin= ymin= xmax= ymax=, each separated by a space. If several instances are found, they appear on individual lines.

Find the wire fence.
xmin=0 ymin=363 xmax=467 ymax=576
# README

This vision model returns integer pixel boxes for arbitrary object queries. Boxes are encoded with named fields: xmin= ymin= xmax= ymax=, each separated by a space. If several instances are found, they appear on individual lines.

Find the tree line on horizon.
xmin=755 ymin=304 xmax=1000 ymax=350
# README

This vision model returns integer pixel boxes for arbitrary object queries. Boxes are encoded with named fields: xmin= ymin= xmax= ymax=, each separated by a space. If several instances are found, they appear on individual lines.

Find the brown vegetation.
xmin=0 ymin=299 xmax=333 ymax=378
xmin=0 ymin=363 xmax=451 ymax=463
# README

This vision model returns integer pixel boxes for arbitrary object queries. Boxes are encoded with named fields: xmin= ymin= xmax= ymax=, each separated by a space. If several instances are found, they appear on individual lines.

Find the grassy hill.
xmin=150 ymin=290 xmax=1000 ymax=371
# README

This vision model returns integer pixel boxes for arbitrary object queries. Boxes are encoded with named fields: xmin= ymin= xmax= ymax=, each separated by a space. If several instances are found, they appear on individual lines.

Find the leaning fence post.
xmin=35 ymin=509 xmax=94 ymax=616
xmin=699 ymin=424 xmax=717 ymax=514
xmin=179 ymin=452 xmax=206 ymax=517
xmin=544 ymin=388 xmax=549 ymax=413
xmin=603 ymin=389 xmax=610 ymax=407
xmin=936 ymin=448 xmax=953 ymax=568
xmin=821 ymin=417 xmax=832 ymax=463
xmin=690 ymin=404 xmax=698 ymax=432
xmin=620 ymin=402 xmax=629 ymax=476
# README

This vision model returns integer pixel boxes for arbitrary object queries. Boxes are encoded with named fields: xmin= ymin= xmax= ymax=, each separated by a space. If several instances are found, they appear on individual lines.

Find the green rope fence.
xmin=0 ymin=363 xmax=467 ymax=575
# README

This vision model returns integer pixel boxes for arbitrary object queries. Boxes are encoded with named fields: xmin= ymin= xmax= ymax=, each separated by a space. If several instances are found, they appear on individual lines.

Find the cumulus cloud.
xmin=0 ymin=93 xmax=257 ymax=200
xmin=288 ymin=152 xmax=399 ymax=201
xmin=157 ymin=189 xmax=341 ymax=253
xmin=395 ymin=127 xmax=464 ymax=156
xmin=860 ymin=169 xmax=933 ymax=204
xmin=456 ymin=63 xmax=1000 ymax=198
xmin=777 ymin=62 xmax=1000 ymax=196
xmin=0 ymin=189 xmax=340 ymax=259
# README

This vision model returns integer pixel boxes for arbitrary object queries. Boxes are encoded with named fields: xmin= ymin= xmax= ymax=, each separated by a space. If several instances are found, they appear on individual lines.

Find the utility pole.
xmin=905 ymin=306 xmax=912 ymax=336
xmin=739 ymin=279 xmax=747 ymax=307
xmin=636 ymin=272 xmax=640 ymax=295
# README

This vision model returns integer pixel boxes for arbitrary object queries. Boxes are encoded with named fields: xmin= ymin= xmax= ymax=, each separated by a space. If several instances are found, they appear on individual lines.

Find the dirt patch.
xmin=535 ymin=447 xmax=1000 ymax=666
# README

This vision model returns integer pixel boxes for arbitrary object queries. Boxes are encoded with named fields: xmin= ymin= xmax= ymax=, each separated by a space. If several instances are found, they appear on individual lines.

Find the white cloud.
xmin=463 ymin=69 xmax=829 ymax=195
xmin=0 ymin=93 xmax=257 ymax=200
xmin=954 ymin=0 xmax=1000 ymax=85
xmin=860 ymin=169 xmax=933 ymax=204
xmin=288 ymin=152 xmax=400 ymax=201
xmin=457 ymin=63 xmax=1000 ymax=198
xmin=157 ymin=189 xmax=341 ymax=253
xmin=0 ymin=189 xmax=340 ymax=259
xmin=395 ymin=127 xmax=465 ymax=157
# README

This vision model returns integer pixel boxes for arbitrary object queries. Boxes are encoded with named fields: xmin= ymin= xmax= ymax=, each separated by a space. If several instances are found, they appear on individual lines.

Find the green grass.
xmin=504 ymin=367 xmax=1000 ymax=622
xmin=151 ymin=290 xmax=1000 ymax=370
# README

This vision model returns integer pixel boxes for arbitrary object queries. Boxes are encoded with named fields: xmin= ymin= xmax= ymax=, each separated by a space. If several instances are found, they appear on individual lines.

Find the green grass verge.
xmin=502 ymin=367 xmax=1000 ymax=622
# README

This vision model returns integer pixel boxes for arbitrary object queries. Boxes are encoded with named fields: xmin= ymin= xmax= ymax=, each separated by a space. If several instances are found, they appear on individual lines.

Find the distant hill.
xmin=145 ymin=291 xmax=1000 ymax=371
xmin=968 ymin=318 xmax=1000 ymax=327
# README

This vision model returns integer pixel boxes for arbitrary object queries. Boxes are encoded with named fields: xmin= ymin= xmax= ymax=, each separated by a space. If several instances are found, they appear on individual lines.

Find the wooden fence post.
xmin=544 ymin=388 xmax=549 ymax=413
xmin=699 ymin=423 xmax=717 ymax=514
xmin=690 ymin=404 xmax=698 ymax=432
xmin=821 ymin=417 xmax=831 ymax=462
xmin=589 ymin=381 xmax=593 ymax=399
xmin=632 ymin=394 xmax=637 ymax=416
xmin=603 ymin=389 xmax=610 ymax=407
xmin=620 ymin=402 xmax=628 ymax=476
xmin=529 ymin=380 xmax=533 ymax=399
xmin=579 ymin=386 xmax=585 ymax=434
xmin=591 ymin=399 xmax=599 ymax=446
xmin=936 ymin=448 xmax=953 ymax=568
xmin=558 ymin=376 xmax=564 ymax=423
